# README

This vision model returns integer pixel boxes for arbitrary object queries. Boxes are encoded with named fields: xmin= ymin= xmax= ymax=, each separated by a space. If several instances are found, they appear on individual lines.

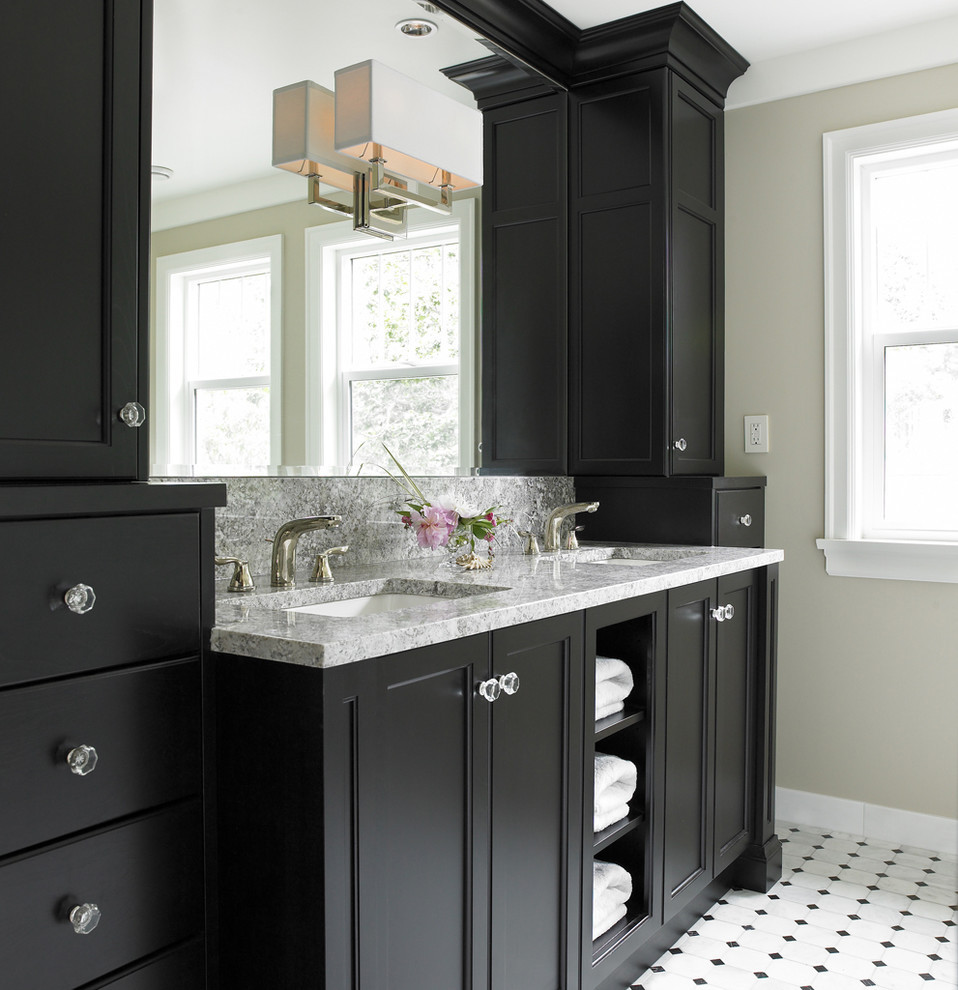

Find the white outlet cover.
xmin=744 ymin=415 xmax=769 ymax=453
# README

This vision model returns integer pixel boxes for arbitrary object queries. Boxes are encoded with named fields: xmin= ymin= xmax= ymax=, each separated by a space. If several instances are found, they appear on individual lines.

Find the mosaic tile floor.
xmin=633 ymin=823 xmax=958 ymax=990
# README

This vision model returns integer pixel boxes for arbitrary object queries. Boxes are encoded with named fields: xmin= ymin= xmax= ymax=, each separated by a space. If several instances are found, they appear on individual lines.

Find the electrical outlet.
xmin=744 ymin=415 xmax=769 ymax=453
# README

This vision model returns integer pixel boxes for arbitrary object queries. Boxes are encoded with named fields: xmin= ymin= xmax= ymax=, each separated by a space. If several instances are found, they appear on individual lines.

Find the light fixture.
xmin=272 ymin=61 xmax=482 ymax=241
xmin=395 ymin=18 xmax=438 ymax=37
xmin=151 ymin=165 xmax=174 ymax=181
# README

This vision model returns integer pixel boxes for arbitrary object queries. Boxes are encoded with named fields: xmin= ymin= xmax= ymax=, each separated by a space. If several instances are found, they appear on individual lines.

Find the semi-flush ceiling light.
xmin=272 ymin=62 xmax=482 ymax=241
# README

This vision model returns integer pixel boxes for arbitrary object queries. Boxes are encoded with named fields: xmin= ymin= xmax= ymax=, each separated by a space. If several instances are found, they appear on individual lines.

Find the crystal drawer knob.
xmin=66 ymin=744 xmax=98 ymax=776
xmin=673 ymin=438 xmax=687 ymax=452
xmin=724 ymin=604 xmax=735 ymax=621
xmin=478 ymin=678 xmax=501 ymax=703
xmin=710 ymin=606 xmax=726 ymax=622
xmin=739 ymin=514 xmax=752 ymax=527
xmin=118 ymin=401 xmax=146 ymax=428
xmin=64 ymin=584 xmax=96 ymax=615
xmin=69 ymin=903 xmax=101 ymax=935
xmin=498 ymin=672 xmax=520 ymax=696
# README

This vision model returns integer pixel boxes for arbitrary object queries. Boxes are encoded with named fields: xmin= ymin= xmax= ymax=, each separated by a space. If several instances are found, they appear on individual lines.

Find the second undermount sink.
xmin=583 ymin=546 xmax=709 ymax=567
xmin=288 ymin=592 xmax=450 ymax=618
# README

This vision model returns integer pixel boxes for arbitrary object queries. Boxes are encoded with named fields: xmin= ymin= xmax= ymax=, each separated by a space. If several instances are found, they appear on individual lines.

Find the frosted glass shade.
xmin=334 ymin=60 xmax=482 ymax=190
xmin=272 ymin=80 xmax=362 ymax=192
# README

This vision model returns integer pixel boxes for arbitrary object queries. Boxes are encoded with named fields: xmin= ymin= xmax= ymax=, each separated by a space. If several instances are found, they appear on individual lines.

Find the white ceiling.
xmin=546 ymin=0 xmax=958 ymax=62
xmin=151 ymin=0 xmax=958 ymax=221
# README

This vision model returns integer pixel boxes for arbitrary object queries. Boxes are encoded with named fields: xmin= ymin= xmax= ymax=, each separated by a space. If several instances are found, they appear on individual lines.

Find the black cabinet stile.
xmin=0 ymin=0 xmax=150 ymax=480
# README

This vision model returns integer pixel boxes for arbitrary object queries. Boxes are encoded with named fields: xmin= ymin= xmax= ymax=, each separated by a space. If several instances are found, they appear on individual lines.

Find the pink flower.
xmin=409 ymin=505 xmax=457 ymax=549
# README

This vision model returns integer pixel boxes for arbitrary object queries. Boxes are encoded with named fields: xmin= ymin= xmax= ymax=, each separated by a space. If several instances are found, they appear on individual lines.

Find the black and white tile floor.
xmin=633 ymin=823 xmax=958 ymax=990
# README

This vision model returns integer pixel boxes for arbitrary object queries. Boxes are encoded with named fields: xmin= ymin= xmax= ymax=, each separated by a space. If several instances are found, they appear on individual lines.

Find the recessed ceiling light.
xmin=395 ymin=18 xmax=438 ymax=37
xmin=414 ymin=2 xmax=440 ymax=12
xmin=151 ymin=165 xmax=174 ymax=181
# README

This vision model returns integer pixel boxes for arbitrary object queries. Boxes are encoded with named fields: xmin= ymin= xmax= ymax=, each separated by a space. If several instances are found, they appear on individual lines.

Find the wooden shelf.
xmin=594 ymin=706 xmax=645 ymax=742
xmin=592 ymin=813 xmax=643 ymax=855
xmin=591 ymin=906 xmax=652 ymax=962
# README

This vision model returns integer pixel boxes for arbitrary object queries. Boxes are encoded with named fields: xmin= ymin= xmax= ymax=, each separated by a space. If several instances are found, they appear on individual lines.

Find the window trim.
xmin=305 ymin=198 xmax=476 ymax=471
xmin=819 ymin=109 xmax=958 ymax=582
xmin=153 ymin=236 xmax=283 ymax=473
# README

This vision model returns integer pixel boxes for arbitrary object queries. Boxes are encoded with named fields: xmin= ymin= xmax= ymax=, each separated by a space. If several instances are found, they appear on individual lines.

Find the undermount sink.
xmin=234 ymin=577 xmax=509 ymax=619
xmin=583 ymin=547 xmax=709 ymax=567
xmin=287 ymin=592 xmax=450 ymax=618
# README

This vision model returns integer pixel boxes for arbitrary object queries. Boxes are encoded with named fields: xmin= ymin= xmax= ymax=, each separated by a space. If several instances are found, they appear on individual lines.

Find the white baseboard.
xmin=777 ymin=787 xmax=958 ymax=854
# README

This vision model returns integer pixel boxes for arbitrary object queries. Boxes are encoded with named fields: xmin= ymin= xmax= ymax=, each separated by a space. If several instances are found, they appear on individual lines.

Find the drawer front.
xmin=0 ymin=660 xmax=202 ymax=857
xmin=0 ymin=803 xmax=204 ymax=990
xmin=0 ymin=513 xmax=200 ymax=687
xmin=716 ymin=489 xmax=765 ymax=547
xmin=95 ymin=940 xmax=205 ymax=990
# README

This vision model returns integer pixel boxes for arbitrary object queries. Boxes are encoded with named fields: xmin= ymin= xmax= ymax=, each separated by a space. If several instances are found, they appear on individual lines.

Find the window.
xmin=820 ymin=110 xmax=958 ymax=582
xmin=306 ymin=199 xmax=475 ymax=474
xmin=154 ymin=236 xmax=282 ymax=473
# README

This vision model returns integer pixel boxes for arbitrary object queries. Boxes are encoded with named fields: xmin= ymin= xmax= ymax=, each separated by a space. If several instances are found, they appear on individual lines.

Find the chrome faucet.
xmin=542 ymin=501 xmax=599 ymax=552
xmin=270 ymin=515 xmax=342 ymax=587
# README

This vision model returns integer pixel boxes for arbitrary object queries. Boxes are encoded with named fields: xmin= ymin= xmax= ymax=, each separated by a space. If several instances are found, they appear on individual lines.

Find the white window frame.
xmin=153 ymin=236 xmax=283 ymax=474
xmin=819 ymin=109 xmax=958 ymax=583
xmin=305 ymin=198 xmax=476 ymax=471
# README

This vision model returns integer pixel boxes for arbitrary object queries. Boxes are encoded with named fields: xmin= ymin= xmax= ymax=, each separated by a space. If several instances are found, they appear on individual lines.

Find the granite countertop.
xmin=211 ymin=543 xmax=784 ymax=668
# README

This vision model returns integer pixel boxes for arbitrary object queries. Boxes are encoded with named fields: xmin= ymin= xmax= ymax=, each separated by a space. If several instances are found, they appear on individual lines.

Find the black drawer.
xmin=0 ymin=803 xmax=204 ymax=990
xmin=715 ymin=489 xmax=765 ymax=547
xmin=0 ymin=513 xmax=200 ymax=687
xmin=0 ymin=660 xmax=202 ymax=857
xmin=94 ymin=939 xmax=205 ymax=990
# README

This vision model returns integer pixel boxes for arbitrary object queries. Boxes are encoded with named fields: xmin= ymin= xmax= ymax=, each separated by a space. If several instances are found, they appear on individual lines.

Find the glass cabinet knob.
xmin=498 ymin=672 xmax=520 ymax=696
xmin=478 ymin=678 xmax=501 ymax=703
xmin=739 ymin=513 xmax=753 ymax=527
xmin=66 ymin=744 xmax=98 ymax=776
xmin=673 ymin=438 xmax=688 ymax=452
xmin=710 ymin=606 xmax=726 ymax=622
xmin=64 ymin=583 xmax=96 ymax=615
xmin=724 ymin=604 xmax=735 ymax=621
xmin=69 ymin=903 xmax=101 ymax=935
xmin=118 ymin=401 xmax=146 ymax=428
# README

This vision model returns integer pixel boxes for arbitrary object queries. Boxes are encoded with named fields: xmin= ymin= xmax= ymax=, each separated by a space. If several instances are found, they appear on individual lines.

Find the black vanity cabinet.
xmin=214 ymin=612 xmax=584 ymax=990
xmin=1 ymin=0 xmax=150 ymax=481
xmin=0 ymin=484 xmax=222 ymax=990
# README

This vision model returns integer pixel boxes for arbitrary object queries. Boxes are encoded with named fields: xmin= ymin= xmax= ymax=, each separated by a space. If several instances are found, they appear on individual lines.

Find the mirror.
xmin=150 ymin=0 xmax=493 ymax=476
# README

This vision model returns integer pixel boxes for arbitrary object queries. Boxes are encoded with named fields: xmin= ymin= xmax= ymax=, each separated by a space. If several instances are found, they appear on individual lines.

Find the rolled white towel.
xmin=593 ymin=859 xmax=632 ymax=939
xmin=595 ymin=656 xmax=633 ymax=721
xmin=594 ymin=753 xmax=637 ymax=832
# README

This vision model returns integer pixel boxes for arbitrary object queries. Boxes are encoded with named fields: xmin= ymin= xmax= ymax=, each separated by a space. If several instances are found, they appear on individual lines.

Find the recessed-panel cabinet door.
xmin=662 ymin=580 xmax=715 ymax=920
xmin=712 ymin=570 xmax=757 ymax=875
xmin=490 ymin=613 xmax=584 ymax=990
xmin=0 ymin=0 xmax=146 ymax=479
xmin=364 ymin=635 xmax=491 ymax=990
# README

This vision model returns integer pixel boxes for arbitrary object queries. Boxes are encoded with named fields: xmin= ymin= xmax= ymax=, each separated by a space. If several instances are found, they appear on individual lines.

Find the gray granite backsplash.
xmin=166 ymin=475 xmax=575 ymax=576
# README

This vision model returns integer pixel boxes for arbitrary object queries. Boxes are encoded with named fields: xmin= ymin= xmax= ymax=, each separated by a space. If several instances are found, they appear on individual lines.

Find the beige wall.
xmin=725 ymin=64 xmax=958 ymax=820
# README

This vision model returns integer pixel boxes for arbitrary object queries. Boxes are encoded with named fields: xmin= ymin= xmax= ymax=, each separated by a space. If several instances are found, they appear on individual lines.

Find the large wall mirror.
xmin=150 ymin=0 xmax=494 ymax=477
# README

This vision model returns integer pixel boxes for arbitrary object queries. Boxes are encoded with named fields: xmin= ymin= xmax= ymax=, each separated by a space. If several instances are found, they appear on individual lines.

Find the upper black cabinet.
xmin=0 ymin=0 xmax=150 ymax=480
xmin=449 ymin=5 xmax=746 ymax=477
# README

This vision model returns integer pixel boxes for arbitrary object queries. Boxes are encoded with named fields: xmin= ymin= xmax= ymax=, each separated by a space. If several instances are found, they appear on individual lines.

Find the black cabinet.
xmin=570 ymin=71 xmax=724 ymax=477
xmin=661 ymin=570 xmax=760 ymax=923
xmin=574 ymin=476 xmax=767 ymax=548
xmin=215 ymin=612 xmax=584 ymax=990
xmin=0 ymin=0 xmax=150 ymax=480
xmin=0 ymin=485 xmax=222 ymax=990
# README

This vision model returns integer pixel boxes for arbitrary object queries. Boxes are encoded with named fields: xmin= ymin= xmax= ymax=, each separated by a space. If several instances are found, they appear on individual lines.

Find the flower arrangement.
xmin=382 ymin=445 xmax=510 ymax=569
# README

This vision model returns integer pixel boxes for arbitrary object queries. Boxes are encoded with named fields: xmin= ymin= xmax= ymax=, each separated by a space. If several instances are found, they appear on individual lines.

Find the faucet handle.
xmin=215 ymin=556 xmax=256 ymax=593
xmin=310 ymin=546 xmax=350 ymax=583
xmin=565 ymin=525 xmax=585 ymax=551
xmin=517 ymin=530 xmax=540 ymax=555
